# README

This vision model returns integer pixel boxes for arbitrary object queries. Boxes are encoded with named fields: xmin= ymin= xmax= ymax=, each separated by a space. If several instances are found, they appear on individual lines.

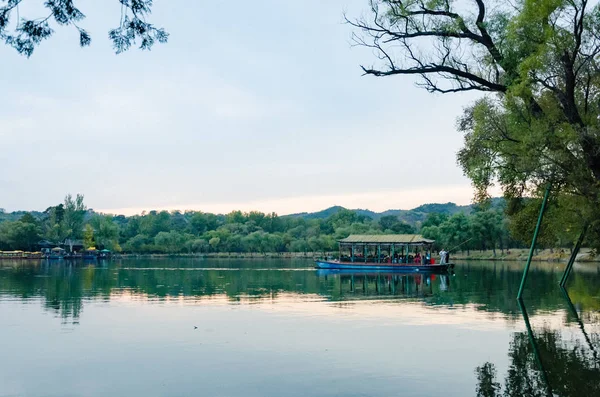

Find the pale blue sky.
xmin=0 ymin=0 xmax=483 ymax=215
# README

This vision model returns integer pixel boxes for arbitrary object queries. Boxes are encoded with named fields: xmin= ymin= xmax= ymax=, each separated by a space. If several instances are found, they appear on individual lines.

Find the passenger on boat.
xmin=439 ymin=249 xmax=447 ymax=264
xmin=414 ymin=253 xmax=421 ymax=264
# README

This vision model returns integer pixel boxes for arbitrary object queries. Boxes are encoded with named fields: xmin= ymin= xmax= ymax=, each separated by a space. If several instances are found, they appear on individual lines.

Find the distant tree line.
xmin=0 ymin=194 xmax=584 ymax=255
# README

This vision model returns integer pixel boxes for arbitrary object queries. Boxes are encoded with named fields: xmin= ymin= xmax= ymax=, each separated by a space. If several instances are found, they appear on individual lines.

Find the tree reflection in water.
xmin=476 ymin=290 xmax=600 ymax=397
xmin=2 ymin=260 xmax=599 ymax=322
xmin=1 ymin=258 xmax=599 ymax=395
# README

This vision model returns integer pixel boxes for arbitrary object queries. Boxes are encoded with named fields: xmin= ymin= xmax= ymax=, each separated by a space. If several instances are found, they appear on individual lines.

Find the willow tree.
xmin=0 ymin=0 xmax=168 ymax=56
xmin=350 ymin=0 xmax=600 ymax=247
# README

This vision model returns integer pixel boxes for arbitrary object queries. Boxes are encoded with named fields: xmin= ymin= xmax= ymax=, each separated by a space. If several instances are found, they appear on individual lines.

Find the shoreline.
xmin=2 ymin=249 xmax=600 ymax=263
xmin=450 ymin=248 xmax=600 ymax=263
xmin=118 ymin=248 xmax=600 ymax=263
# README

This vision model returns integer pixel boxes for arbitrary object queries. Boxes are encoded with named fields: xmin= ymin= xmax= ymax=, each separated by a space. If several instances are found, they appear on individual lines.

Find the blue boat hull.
xmin=315 ymin=260 xmax=451 ymax=272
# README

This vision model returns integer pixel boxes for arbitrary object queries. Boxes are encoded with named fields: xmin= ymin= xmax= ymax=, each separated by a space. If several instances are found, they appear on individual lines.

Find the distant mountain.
xmin=2 ymin=199 xmax=505 ymax=227
xmin=284 ymin=199 xmax=504 ymax=226
xmin=286 ymin=205 xmax=348 ymax=220
xmin=0 ymin=210 xmax=45 ymax=223
xmin=409 ymin=202 xmax=470 ymax=215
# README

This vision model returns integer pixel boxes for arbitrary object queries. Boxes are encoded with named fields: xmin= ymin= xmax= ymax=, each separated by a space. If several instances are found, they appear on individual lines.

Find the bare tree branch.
xmin=361 ymin=64 xmax=507 ymax=92
xmin=348 ymin=0 xmax=508 ymax=94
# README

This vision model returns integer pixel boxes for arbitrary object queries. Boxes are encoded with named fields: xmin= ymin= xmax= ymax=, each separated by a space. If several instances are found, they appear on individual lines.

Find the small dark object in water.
xmin=194 ymin=326 xmax=198 ymax=329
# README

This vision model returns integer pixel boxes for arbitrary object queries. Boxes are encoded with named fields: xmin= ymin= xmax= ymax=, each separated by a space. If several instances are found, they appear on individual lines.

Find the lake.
xmin=0 ymin=258 xmax=599 ymax=397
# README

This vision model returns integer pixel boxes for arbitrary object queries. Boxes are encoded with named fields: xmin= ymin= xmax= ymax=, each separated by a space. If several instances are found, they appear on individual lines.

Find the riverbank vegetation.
xmin=0 ymin=194 xmax=588 ymax=256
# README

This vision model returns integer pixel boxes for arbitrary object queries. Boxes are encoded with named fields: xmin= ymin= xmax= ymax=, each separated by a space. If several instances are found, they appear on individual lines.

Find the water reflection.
xmin=1 ymin=259 xmax=599 ymax=320
xmin=1 ymin=258 xmax=599 ymax=396
xmin=316 ymin=269 xmax=451 ymax=299
xmin=475 ymin=289 xmax=600 ymax=397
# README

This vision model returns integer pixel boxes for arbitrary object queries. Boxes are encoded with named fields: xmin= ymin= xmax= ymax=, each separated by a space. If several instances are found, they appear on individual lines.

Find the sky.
xmin=0 ymin=0 xmax=486 ymax=215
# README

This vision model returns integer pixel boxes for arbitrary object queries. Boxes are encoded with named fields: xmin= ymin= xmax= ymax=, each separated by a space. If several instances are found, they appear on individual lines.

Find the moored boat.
xmin=99 ymin=249 xmax=112 ymax=259
xmin=82 ymin=247 xmax=99 ymax=260
xmin=0 ymin=251 xmax=26 ymax=260
xmin=44 ymin=247 xmax=65 ymax=260
xmin=315 ymin=234 xmax=453 ymax=272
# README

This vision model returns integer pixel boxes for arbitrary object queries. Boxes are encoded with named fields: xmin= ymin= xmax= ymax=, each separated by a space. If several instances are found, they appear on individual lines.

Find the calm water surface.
xmin=1 ymin=258 xmax=599 ymax=397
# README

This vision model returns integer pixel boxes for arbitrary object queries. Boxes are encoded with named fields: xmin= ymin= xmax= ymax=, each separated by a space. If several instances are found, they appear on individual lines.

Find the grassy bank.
xmin=119 ymin=249 xmax=600 ymax=263
xmin=119 ymin=252 xmax=321 ymax=259
xmin=450 ymin=248 xmax=599 ymax=262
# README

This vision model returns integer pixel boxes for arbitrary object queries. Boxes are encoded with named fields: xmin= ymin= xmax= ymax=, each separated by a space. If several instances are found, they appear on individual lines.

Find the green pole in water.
xmin=517 ymin=298 xmax=554 ymax=397
xmin=559 ymin=226 xmax=587 ymax=287
xmin=517 ymin=184 xmax=551 ymax=300
xmin=560 ymin=286 xmax=598 ymax=359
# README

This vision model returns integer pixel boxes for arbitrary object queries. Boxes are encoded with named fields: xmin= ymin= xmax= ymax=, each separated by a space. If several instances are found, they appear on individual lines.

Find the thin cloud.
xmin=97 ymin=185 xmax=481 ymax=216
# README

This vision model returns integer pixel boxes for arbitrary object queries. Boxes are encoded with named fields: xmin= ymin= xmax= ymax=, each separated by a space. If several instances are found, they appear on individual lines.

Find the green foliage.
xmin=155 ymin=231 xmax=187 ymax=254
xmin=19 ymin=212 xmax=38 ymax=225
xmin=0 ymin=0 xmax=168 ymax=57
xmin=379 ymin=215 xmax=415 ymax=233
xmin=62 ymin=194 xmax=86 ymax=240
xmin=0 ymin=220 xmax=41 ymax=251
xmin=42 ymin=204 xmax=66 ymax=242
xmin=354 ymin=0 xmax=600 ymax=249
xmin=0 ymin=195 xmax=574 ymax=254
xmin=421 ymin=213 xmax=449 ymax=228
xmin=208 ymin=236 xmax=221 ymax=252
xmin=440 ymin=213 xmax=471 ymax=251
xmin=411 ymin=202 xmax=463 ymax=215
xmin=122 ymin=234 xmax=149 ymax=252
xmin=89 ymin=215 xmax=120 ymax=252
xmin=422 ymin=209 xmax=519 ymax=253
xmin=470 ymin=210 xmax=503 ymax=253
xmin=108 ymin=205 xmax=519 ymax=255
xmin=83 ymin=224 xmax=94 ymax=249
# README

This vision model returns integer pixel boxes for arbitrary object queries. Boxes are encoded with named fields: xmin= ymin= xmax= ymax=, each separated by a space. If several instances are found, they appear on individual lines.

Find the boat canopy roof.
xmin=338 ymin=234 xmax=434 ymax=245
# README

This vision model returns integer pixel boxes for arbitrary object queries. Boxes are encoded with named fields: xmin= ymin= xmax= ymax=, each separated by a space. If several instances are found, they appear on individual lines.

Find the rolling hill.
xmin=285 ymin=199 xmax=504 ymax=226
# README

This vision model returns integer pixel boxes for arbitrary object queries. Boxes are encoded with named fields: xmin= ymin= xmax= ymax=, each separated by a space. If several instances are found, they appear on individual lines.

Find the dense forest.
xmin=0 ymin=194 xmax=554 ymax=255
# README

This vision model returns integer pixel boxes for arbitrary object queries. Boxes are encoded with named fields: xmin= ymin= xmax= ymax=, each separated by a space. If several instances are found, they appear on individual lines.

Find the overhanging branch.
xmin=361 ymin=64 xmax=507 ymax=93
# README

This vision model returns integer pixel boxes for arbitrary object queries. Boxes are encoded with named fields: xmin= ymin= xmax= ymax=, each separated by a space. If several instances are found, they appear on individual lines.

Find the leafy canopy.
xmin=351 ymin=0 xmax=600 ymax=246
xmin=0 ymin=0 xmax=168 ymax=56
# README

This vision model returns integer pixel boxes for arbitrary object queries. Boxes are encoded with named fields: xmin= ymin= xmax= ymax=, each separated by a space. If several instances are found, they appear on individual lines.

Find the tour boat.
xmin=315 ymin=260 xmax=451 ymax=272
xmin=314 ymin=234 xmax=453 ymax=272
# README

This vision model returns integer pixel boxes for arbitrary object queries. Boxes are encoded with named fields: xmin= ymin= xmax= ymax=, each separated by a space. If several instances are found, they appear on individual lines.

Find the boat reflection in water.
xmin=315 ymin=268 xmax=453 ymax=299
